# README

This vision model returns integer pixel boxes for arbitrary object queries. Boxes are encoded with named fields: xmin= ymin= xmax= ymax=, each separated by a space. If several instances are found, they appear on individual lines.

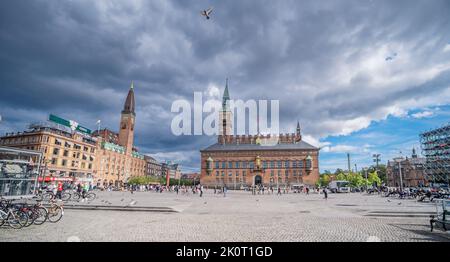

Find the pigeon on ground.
xmin=120 ymin=199 xmax=124 ymax=202
xmin=398 ymin=202 xmax=402 ymax=205
xmin=387 ymin=199 xmax=391 ymax=202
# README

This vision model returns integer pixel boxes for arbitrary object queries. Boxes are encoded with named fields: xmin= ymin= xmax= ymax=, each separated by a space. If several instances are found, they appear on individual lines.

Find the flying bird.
xmin=385 ymin=52 xmax=398 ymax=61
xmin=201 ymin=7 xmax=213 ymax=20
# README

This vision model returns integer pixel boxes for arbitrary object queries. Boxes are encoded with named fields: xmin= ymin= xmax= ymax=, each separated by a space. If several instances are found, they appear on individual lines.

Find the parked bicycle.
xmin=0 ymin=198 xmax=29 ymax=229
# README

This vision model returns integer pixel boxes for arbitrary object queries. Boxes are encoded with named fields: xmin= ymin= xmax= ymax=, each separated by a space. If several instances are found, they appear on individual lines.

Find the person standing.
xmin=277 ymin=187 xmax=281 ymax=196
xmin=323 ymin=188 xmax=328 ymax=200
xmin=56 ymin=181 xmax=63 ymax=199
xmin=200 ymin=185 xmax=203 ymax=197
xmin=223 ymin=185 xmax=227 ymax=197
xmin=306 ymin=187 xmax=310 ymax=195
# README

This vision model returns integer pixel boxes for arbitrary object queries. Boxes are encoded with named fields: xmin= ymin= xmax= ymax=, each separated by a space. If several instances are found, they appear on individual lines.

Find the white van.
xmin=329 ymin=180 xmax=351 ymax=193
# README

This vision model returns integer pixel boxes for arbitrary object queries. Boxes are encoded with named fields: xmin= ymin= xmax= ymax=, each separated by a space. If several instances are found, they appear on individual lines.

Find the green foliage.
xmin=336 ymin=173 xmax=347 ymax=181
xmin=367 ymin=172 xmax=382 ymax=187
xmin=317 ymin=174 xmax=331 ymax=187
xmin=333 ymin=172 xmax=366 ymax=188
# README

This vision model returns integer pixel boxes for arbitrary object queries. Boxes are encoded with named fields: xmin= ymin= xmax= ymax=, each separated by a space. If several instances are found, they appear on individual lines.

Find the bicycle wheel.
xmin=72 ymin=193 xmax=81 ymax=201
xmin=24 ymin=209 xmax=35 ymax=227
xmin=33 ymin=207 xmax=48 ymax=225
xmin=86 ymin=193 xmax=96 ymax=201
xmin=0 ymin=210 xmax=7 ymax=227
xmin=47 ymin=206 xmax=64 ymax=223
xmin=61 ymin=192 xmax=71 ymax=201
xmin=8 ymin=210 xmax=28 ymax=229
xmin=43 ymin=193 xmax=54 ymax=201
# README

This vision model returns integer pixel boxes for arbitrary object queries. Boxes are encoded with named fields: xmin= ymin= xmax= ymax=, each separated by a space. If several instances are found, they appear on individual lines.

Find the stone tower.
xmin=218 ymin=79 xmax=233 ymax=143
xmin=119 ymin=81 xmax=135 ymax=155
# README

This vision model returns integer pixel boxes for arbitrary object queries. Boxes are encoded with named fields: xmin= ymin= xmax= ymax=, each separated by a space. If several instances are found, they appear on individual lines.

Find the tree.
xmin=367 ymin=172 xmax=382 ymax=187
xmin=336 ymin=173 xmax=347 ymax=181
xmin=317 ymin=174 xmax=331 ymax=187
xmin=368 ymin=164 xmax=386 ymax=183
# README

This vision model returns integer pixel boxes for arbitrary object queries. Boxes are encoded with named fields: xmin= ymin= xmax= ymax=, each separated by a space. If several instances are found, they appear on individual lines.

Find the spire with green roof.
xmin=222 ymin=78 xmax=230 ymax=111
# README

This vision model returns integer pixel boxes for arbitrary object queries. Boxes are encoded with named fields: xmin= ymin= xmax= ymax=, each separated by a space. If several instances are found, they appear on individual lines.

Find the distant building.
xmin=200 ymin=82 xmax=320 ymax=188
xmin=162 ymin=162 xmax=181 ymax=180
xmin=144 ymin=155 xmax=162 ymax=177
xmin=182 ymin=173 xmax=200 ymax=182
xmin=0 ymin=122 xmax=97 ymax=183
xmin=386 ymin=148 xmax=427 ymax=187
xmin=0 ymin=82 xmax=147 ymax=187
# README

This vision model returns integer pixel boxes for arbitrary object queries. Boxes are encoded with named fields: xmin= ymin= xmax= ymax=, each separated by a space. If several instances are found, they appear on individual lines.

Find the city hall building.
xmin=200 ymin=83 xmax=320 ymax=188
xmin=0 ymin=83 xmax=146 ymax=187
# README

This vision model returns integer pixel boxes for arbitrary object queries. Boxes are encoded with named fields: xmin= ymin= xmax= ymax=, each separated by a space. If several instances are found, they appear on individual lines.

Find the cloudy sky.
xmin=1 ymin=0 xmax=450 ymax=172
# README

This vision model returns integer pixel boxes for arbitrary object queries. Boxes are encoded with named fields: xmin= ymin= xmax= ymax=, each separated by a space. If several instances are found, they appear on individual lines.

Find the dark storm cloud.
xmin=1 ymin=0 xmax=450 ymax=171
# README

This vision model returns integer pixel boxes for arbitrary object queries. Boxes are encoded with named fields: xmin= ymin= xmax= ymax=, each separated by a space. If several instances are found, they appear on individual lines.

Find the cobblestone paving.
xmin=1 ymin=191 xmax=449 ymax=242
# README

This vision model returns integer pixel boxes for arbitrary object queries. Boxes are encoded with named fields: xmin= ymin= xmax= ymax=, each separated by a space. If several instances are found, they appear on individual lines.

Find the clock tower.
xmin=119 ymin=82 xmax=136 ymax=155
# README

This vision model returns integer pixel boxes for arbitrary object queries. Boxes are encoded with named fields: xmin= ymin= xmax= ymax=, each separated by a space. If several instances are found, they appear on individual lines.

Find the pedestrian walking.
xmin=323 ymin=188 xmax=328 ymax=199
xmin=56 ymin=181 xmax=63 ymax=199
xmin=277 ymin=187 xmax=281 ymax=196
xmin=200 ymin=185 xmax=203 ymax=197
xmin=223 ymin=185 xmax=227 ymax=197
xmin=306 ymin=187 xmax=310 ymax=195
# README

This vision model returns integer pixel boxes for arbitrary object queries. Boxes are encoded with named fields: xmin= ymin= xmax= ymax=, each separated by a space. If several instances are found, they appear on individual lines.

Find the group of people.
xmin=41 ymin=181 xmax=92 ymax=200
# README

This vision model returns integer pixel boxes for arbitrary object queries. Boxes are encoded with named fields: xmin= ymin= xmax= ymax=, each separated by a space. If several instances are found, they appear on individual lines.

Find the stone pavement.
xmin=1 ymin=190 xmax=449 ymax=242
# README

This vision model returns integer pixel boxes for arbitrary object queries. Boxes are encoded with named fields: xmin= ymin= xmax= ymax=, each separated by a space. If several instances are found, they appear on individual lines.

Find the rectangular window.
xmin=271 ymin=161 xmax=275 ymax=168
xmin=293 ymin=161 xmax=297 ymax=168
xmin=216 ymin=171 xmax=219 ymax=177
xmin=263 ymin=161 xmax=267 ymax=168
xmin=53 ymin=148 xmax=59 ymax=155
xmin=62 ymin=159 xmax=67 ymax=167
xmin=221 ymin=171 xmax=225 ymax=177
xmin=285 ymin=161 xmax=289 ymax=168
xmin=235 ymin=171 xmax=239 ymax=177
xmin=229 ymin=172 xmax=232 ymax=177
xmin=306 ymin=160 xmax=312 ymax=169
xmin=215 ymin=162 xmax=219 ymax=169
xmin=235 ymin=161 xmax=239 ymax=168
xmin=222 ymin=162 xmax=226 ymax=169
xmin=228 ymin=162 xmax=233 ymax=169
xmin=63 ymin=150 xmax=69 ymax=157
xmin=270 ymin=170 xmax=274 ymax=177
xmin=243 ymin=161 xmax=247 ymax=168
xmin=278 ymin=161 xmax=282 ymax=168
xmin=51 ymin=158 xmax=57 ymax=165
xmin=298 ymin=161 xmax=304 ymax=168
xmin=249 ymin=161 xmax=254 ymax=169
xmin=242 ymin=171 xmax=246 ymax=177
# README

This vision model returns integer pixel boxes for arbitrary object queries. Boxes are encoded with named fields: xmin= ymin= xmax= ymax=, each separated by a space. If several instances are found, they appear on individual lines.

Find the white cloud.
xmin=411 ymin=111 xmax=434 ymax=119
xmin=444 ymin=44 xmax=450 ymax=53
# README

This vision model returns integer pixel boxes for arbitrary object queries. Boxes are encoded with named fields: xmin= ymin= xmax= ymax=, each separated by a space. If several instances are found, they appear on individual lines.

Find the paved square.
xmin=1 ymin=190 xmax=449 ymax=242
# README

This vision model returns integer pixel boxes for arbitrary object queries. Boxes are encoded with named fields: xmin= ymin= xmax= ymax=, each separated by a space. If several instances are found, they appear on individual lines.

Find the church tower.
xmin=295 ymin=121 xmax=302 ymax=142
xmin=218 ymin=79 xmax=233 ymax=144
xmin=119 ymin=81 xmax=135 ymax=154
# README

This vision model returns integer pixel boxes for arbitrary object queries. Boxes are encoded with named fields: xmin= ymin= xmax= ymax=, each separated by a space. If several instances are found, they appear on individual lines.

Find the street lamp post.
xmin=362 ymin=167 xmax=368 ymax=192
xmin=393 ymin=157 xmax=404 ymax=191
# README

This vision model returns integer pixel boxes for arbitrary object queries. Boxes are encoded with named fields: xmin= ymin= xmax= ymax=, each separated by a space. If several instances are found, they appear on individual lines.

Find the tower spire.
xmin=222 ymin=78 xmax=230 ymax=111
